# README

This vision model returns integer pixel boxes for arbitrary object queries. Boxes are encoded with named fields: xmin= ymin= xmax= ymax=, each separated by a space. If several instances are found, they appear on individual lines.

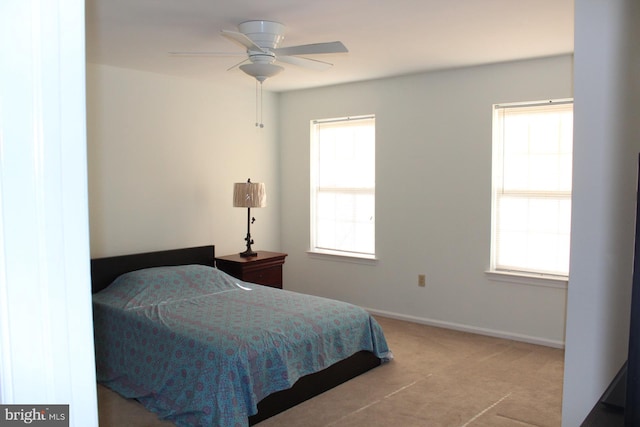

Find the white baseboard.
xmin=366 ymin=307 xmax=565 ymax=349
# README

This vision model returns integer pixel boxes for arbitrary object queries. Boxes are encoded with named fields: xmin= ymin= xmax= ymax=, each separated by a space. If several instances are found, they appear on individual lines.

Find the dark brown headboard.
xmin=90 ymin=245 xmax=215 ymax=293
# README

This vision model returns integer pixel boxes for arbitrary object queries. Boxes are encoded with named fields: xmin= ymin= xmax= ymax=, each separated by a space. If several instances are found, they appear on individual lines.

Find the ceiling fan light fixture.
xmin=239 ymin=63 xmax=284 ymax=82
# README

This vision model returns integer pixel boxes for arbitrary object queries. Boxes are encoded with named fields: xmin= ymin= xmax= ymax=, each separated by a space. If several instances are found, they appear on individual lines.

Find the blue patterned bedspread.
xmin=92 ymin=264 xmax=391 ymax=427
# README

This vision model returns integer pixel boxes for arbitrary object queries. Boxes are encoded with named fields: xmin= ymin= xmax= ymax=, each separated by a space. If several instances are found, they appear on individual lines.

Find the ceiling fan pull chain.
xmin=259 ymin=81 xmax=264 ymax=128
xmin=253 ymin=80 xmax=265 ymax=128
xmin=255 ymin=80 xmax=258 ymax=127
xmin=254 ymin=80 xmax=264 ymax=128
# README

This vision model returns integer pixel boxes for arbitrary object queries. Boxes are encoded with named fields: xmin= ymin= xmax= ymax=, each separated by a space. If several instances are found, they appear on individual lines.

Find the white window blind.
xmin=310 ymin=116 xmax=375 ymax=258
xmin=491 ymin=100 xmax=573 ymax=278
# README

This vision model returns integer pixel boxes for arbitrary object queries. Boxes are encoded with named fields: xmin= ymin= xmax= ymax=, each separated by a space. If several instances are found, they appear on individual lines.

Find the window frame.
xmin=309 ymin=115 xmax=376 ymax=261
xmin=488 ymin=99 xmax=573 ymax=286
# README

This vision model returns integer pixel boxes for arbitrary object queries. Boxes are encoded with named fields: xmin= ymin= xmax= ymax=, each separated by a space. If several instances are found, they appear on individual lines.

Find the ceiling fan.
xmin=170 ymin=20 xmax=349 ymax=83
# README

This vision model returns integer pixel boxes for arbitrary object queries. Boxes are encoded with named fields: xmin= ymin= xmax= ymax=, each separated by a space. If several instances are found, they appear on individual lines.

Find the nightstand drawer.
xmin=243 ymin=265 xmax=282 ymax=288
xmin=216 ymin=251 xmax=287 ymax=290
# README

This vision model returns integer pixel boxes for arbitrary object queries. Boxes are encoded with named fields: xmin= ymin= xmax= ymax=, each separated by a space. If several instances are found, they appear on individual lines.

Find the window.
xmin=310 ymin=115 xmax=375 ymax=259
xmin=490 ymin=100 xmax=573 ymax=279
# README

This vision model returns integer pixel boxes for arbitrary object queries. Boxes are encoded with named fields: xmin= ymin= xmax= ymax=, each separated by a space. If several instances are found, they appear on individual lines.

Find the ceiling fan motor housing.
xmin=238 ymin=20 xmax=286 ymax=50
xmin=248 ymin=51 xmax=276 ymax=64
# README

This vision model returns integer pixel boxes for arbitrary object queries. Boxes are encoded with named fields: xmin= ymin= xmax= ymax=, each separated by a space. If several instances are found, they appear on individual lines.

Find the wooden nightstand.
xmin=215 ymin=251 xmax=288 ymax=289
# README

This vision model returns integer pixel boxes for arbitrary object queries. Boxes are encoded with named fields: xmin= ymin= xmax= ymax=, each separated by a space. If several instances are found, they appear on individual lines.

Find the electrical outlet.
xmin=418 ymin=274 xmax=426 ymax=287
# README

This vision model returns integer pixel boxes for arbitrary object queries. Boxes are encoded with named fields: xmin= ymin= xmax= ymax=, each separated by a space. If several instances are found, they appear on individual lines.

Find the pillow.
xmin=93 ymin=264 xmax=247 ymax=309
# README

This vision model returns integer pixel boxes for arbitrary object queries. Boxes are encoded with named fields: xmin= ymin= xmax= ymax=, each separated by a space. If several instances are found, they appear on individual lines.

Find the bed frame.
xmin=91 ymin=245 xmax=381 ymax=425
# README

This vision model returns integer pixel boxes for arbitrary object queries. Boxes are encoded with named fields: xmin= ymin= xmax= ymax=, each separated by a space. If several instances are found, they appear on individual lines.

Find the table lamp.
xmin=233 ymin=178 xmax=267 ymax=257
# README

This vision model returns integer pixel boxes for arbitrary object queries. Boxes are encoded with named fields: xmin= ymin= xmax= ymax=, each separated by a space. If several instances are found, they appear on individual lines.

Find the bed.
xmin=91 ymin=245 xmax=391 ymax=426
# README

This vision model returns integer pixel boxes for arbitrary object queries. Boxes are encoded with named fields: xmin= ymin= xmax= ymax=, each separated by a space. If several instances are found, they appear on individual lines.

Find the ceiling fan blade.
xmin=221 ymin=30 xmax=266 ymax=52
xmin=226 ymin=58 xmax=250 ymax=71
xmin=277 ymin=55 xmax=333 ymax=71
xmin=273 ymin=41 xmax=348 ymax=56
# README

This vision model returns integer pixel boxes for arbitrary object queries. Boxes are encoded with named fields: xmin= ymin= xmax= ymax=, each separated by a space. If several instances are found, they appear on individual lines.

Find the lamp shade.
xmin=233 ymin=181 xmax=267 ymax=208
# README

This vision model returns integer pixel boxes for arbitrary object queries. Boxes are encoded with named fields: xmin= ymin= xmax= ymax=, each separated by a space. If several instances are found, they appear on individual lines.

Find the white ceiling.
xmin=85 ymin=0 xmax=574 ymax=93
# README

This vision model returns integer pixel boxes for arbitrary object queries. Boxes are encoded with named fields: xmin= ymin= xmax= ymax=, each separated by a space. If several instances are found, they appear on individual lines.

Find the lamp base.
xmin=240 ymin=249 xmax=258 ymax=258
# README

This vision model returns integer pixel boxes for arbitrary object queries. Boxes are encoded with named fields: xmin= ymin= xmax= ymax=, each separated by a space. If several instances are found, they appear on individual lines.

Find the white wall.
xmin=86 ymin=64 xmax=281 ymax=258
xmin=279 ymin=55 xmax=573 ymax=346
xmin=562 ymin=0 xmax=640 ymax=425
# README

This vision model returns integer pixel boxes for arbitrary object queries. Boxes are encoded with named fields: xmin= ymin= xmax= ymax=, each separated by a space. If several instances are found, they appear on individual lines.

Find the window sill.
xmin=485 ymin=270 xmax=568 ymax=289
xmin=306 ymin=250 xmax=378 ymax=265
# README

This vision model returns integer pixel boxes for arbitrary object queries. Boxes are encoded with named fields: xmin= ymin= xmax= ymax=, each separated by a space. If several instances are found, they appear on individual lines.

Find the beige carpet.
xmin=97 ymin=316 xmax=564 ymax=426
